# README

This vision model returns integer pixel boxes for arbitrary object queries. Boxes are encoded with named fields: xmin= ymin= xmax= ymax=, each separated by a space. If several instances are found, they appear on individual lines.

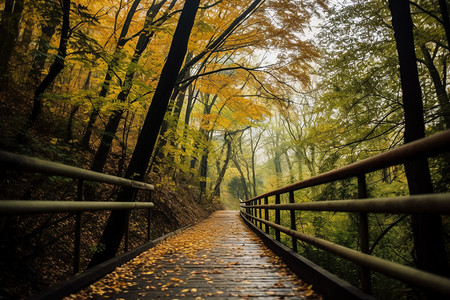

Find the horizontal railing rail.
xmin=244 ymin=193 xmax=450 ymax=214
xmin=242 ymin=211 xmax=450 ymax=296
xmin=0 ymin=150 xmax=155 ymax=275
xmin=241 ymin=129 xmax=450 ymax=298
xmin=242 ymin=129 xmax=450 ymax=202
xmin=0 ymin=200 xmax=154 ymax=214
xmin=0 ymin=150 xmax=154 ymax=190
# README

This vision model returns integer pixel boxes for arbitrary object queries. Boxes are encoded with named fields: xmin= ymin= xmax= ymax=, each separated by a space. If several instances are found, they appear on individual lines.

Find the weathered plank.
xmin=65 ymin=210 xmax=321 ymax=299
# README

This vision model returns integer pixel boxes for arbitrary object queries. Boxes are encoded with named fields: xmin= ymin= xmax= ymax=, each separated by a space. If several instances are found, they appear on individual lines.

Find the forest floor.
xmin=65 ymin=210 xmax=322 ymax=299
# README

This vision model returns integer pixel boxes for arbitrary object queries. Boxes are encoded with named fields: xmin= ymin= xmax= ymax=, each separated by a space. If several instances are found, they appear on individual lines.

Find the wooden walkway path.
xmin=65 ymin=211 xmax=321 ymax=299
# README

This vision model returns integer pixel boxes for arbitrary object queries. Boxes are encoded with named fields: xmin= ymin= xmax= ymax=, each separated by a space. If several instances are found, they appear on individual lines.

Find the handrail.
xmin=243 ymin=129 xmax=450 ymax=202
xmin=242 ymin=211 xmax=450 ymax=297
xmin=240 ymin=129 xmax=450 ymax=298
xmin=0 ymin=200 xmax=154 ymax=214
xmin=0 ymin=150 xmax=154 ymax=190
xmin=0 ymin=150 xmax=155 ymax=275
xmin=243 ymin=193 xmax=450 ymax=214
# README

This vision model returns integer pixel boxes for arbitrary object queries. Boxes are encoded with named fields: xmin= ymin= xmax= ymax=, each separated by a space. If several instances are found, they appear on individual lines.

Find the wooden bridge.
xmin=1 ymin=130 xmax=450 ymax=299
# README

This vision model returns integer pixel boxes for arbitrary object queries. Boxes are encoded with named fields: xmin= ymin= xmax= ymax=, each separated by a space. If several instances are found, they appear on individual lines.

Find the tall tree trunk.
xmin=81 ymin=0 xmax=142 ymax=149
xmin=295 ymin=149 xmax=303 ymax=181
xmin=88 ymin=0 xmax=200 ymax=267
xmin=199 ymin=147 xmax=209 ymax=199
xmin=232 ymin=157 xmax=249 ymax=200
xmin=150 ymin=51 xmax=193 ymax=171
xmin=0 ymin=0 xmax=24 ymax=90
xmin=213 ymin=134 xmax=232 ymax=197
xmin=27 ymin=22 xmax=57 ymax=88
xmin=28 ymin=0 xmax=70 ymax=127
xmin=419 ymin=44 xmax=450 ymax=129
xmin=388 ymin=0 xmax=449 ymax=282
xmin=89 ymin=0 xmax=167 ymax=173
xmin=66 ymin=71 xmax=91 ymax=142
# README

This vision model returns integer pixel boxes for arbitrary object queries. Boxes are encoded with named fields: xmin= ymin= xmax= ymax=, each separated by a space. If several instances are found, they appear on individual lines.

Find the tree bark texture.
xmin=88 ymin=0 xmax=201 ymax=267
xmin=388 ymin=0 xmax=449 ymax=280
xmin=29 ymin=0 xmax=70 ymax=126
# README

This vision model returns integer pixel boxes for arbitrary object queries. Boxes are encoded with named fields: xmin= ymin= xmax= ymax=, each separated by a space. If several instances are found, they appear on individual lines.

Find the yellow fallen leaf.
xmin=191 ymin=288 xmax=197 ymax=293
xmin=305 ymin=289 xmax=314 ymax=296
xmin=181 ymin=289 xmax=189 ymax=293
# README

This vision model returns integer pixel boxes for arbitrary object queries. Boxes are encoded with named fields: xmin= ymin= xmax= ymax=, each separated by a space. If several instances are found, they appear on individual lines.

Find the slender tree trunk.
xmin=295 ymin=149 xmax=303 ymax=181
xmin=388 ymin=0 xmax=449 ymax=281
xmin=66 ymin=71 xmax=91 ymax=142
xmin=0 ymin=0 xmax=24 ymax=90
xmin=90 ymin=111 xmax=123 ymax=172
xmin=233 ymin=157 xmax=249 ymax=200
xmin=284 ymin=151 xmax=295 ymax=184
xmin=420 ymin=45 xmax=450 ymax=129
xmin=89 ymin=0 xmax=167 ymax=172
xmin=213 ymin=135 xmax=232 ymax=197
xmin=28 ymin=0 xmax=70 ymax=127
xmin=88 ymin=0 xmax=200 ymax=267
xmin=27 ymin=22 xmax=58 ymax=88
xmin=150 ymin=52 xmax=193 ymax=170
xmin=81 ymin=0 xmax=142 ymax=149
xmin=199 ymin=148 xmax=209 ymax=198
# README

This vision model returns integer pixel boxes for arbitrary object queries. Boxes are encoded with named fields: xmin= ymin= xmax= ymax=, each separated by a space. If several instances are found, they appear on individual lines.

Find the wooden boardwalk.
xmin=66 ymin=211 xmax=321 ymax=299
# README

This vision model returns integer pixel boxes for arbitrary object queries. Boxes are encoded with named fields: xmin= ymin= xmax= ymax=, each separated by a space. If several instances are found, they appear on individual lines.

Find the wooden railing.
xmin=0 ymin=150 xmax=154 ymax=274
xmin=241 ymin=130 xmax=450 ymax=298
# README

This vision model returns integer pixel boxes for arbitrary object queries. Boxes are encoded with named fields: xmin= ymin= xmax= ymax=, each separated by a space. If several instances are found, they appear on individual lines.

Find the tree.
xmin=28 ymin=0 xmax=71 ymax=127
xmin=81 ymin=0 xmax=143 ymax=149
xmin=89 ymin=0 xmax=201 ymax=266
xmin=388 ymin=0 xmax=449 ymax=279
xmin=89 ymin=0 xmax=174 ymax=173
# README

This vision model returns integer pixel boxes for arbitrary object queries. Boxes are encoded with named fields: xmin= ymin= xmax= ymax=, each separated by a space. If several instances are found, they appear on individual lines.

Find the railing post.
xmin=258 ymin=198 xmax=262 ymax=229
xmin=289 ymin=191 xmax=297 ymax=252
xmin=124 ymin=209 xmax=130 ymax=252
xmin=252 ymin=200 xmax=256 ymax=224
xmin=275 ymin=194 xmax=281 ymax=241
xmin=147 ymin=191 xmax=152 ymax=242
xmin=125 ymin=188 xmax=138 ymax=253
xmin=253 ymin=199 xmax=257 ymax=225
xmin=74 ymin=179 xmax=83 ymax=274
xmin=245 ymin=199 xmax=250 ymax=218
xmin=358 ymin=174 xmax=371 ymax=293
xmin=264 ymin=196 xmax=269 ymax=234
